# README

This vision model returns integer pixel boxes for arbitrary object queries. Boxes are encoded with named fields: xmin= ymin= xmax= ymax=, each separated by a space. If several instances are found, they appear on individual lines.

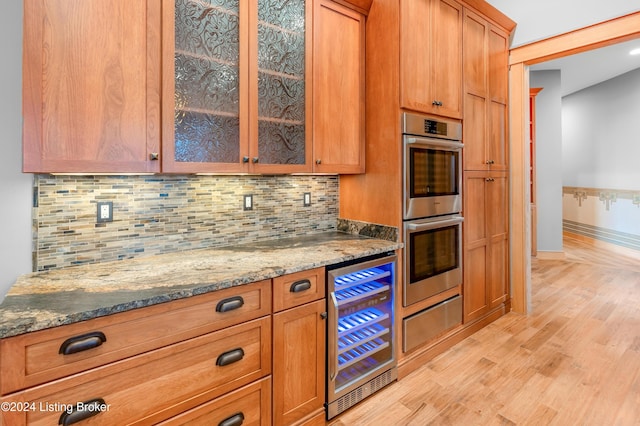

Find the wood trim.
xmin=461 ymin=0 xmax=516 ymax=33
xmin=535 ymin=251 xmax=566 ymax=260
xmin=330 ymin=0 xmax=373 ymax=15
xmin=510 ymin=11 xmax=640 ymax=65
xmin=508 ymin=11 xmax=640 ymax=315
xmin=508 ymin=62 xmax=529 ymax=314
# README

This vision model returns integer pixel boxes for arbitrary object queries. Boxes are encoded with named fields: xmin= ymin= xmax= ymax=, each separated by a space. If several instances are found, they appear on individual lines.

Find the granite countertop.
xmin=0 ymin=232 xmax=401 ymax=339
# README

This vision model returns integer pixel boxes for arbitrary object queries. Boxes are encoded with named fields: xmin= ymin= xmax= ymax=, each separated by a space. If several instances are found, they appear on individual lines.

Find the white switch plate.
xmin=303 ymin=192 xmax=311 ymax=207
xmin=244 ymin=194 xmax=253 ymax=211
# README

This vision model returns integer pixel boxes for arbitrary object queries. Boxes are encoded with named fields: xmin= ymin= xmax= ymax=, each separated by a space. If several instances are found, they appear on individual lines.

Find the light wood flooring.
xmin=329 ymin=236 xmax=640 ymax=425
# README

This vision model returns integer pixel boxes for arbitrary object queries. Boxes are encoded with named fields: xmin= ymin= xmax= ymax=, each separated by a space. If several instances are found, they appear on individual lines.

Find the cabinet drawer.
xmin=0 ymin=317 xmax=271 ymax=426
xmin=0 ymin=280 xmax=271 ymax=395
xmin=273 ymin=268 xmax=325 ymax=312
xmin=159 ymin=377 xmax=271 ymax=426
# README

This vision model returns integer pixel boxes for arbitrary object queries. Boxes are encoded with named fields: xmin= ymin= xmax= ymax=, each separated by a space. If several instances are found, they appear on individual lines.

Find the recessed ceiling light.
xmin=630 ymin=48 xmax=640 ymax=55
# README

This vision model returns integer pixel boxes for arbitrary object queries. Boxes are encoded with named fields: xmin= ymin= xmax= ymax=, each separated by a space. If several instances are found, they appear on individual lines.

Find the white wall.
xmin=486 ymin=0 xmax=640 ymax=47
xmin=562 ymin=68 xmax=640 ymax=189
xmin=0 ymin=0 xmax=32 ymax=300
xmin=562 ymin=68 xmax=640 ymax=242
xmin=531 ymin=70 xmax=564 ymax=253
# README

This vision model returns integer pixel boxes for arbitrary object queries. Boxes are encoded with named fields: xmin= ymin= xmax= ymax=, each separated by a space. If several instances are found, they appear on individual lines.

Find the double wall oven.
xmin=402 ymin=112 xmax=464 ymax=352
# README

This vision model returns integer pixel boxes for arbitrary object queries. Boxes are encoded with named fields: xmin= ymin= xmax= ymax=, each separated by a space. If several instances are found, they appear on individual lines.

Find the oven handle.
xmin=406 ymin=217 xmax=464 ymax=231
xmin=405 ymin=137 xmax=464 ymax=150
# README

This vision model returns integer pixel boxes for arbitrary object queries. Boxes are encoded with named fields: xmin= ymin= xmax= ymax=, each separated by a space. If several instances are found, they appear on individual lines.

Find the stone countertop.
xmin=0 ymin=232 xmax=401 ymax=339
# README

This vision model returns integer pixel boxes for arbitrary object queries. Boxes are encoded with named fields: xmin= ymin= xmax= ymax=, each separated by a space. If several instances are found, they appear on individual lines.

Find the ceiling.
xmin=529 ymin=38 xmax=640 ymax=96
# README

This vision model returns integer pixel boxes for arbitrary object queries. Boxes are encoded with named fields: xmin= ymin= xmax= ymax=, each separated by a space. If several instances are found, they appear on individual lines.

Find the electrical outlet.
xmin=97 ymin=201 xmax=113 ymax=223
xmin=303 ymin=192 xmax=311 ymax=207
xmin=244 ymin=194 xmax=253 ymax=211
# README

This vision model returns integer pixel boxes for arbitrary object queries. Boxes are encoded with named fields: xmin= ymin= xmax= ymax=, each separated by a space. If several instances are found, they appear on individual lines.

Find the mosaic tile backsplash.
xmin=33 ymin=175 xmax=339 ymax=271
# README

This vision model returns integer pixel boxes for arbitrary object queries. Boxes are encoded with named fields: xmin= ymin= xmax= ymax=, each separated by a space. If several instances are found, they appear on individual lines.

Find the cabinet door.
xmin=400 ymin=0 xmax=432 ymax=113
xmin=463 ymin=172 xmax=508 ymax=322
xmin=313 ymin=0 xmax=366 ymax=174
xmin=430 ymin=0 xmax=462 ymax=118
xmin=273 ymin=299 xmax=326 ymax=425
xmin=400 ymin=0 xmax=462 ymax=118
xmin=162 ymin=0 xmax=248 ymax=173
xmin=487 ymin=172 xmax=509 ymax=307
xmin=23 ymin=0 xmax=161 ymax=173
xmin=251 ymin=0 xmax=312 ymax=173
xmin=463 ymin=172 xmax=489 ymax=321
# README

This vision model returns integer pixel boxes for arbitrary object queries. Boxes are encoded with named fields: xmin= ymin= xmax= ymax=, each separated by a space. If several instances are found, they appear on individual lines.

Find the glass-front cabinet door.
xmin=163 ymin=0 xmax=311 ymax=173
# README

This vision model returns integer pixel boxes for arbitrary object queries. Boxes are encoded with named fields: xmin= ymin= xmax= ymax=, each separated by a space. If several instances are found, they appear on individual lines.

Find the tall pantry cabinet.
xmin=462 ymin=8 xmax=510 ymax=323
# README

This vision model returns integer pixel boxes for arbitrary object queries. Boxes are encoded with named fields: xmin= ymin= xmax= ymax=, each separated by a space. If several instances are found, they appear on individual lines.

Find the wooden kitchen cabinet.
xmin=272 ymin=269 xmax=327 ymax=425
xmin=0 ymin=280 xmax=272 ymax=425
xmin=0 ymin=317 xmax=271 ymax=425
xmin=400 ymin=0 xmax=463 ymax=119
xmin=0 ymin=280 xmax=270 ymax=395
xmin=312 ymin=0 xmax=366 ymax=174
xmin=22 ymin=0 xmax=162 ymax=173
xmin=463 ymin=171 xmax=509 ymax=323
xmin=463 ymin=9 xmax=509 ymax=171
xmin=162 ymin=0 xmax=312 ymax=174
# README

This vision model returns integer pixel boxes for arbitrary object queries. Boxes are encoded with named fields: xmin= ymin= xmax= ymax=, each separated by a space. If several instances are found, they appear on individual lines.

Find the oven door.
xmin=403 ymin=137 xmax=463 ymax=219
xmin=403 ymin=215 xmax=463 ymax=306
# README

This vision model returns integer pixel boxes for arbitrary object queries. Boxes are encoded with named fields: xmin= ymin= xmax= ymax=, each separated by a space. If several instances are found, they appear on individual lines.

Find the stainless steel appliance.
xmin=326 ymin=253 xmax=397 ymax=419
xmin=403 ymin=112 xmax=463 ymax=220
xmin=403 ymin=214 xmax=463 ymax=306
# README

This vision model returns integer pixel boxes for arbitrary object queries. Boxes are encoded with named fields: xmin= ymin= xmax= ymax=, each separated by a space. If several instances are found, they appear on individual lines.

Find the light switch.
xmin=304 ymin=192 xmax=311 ymax=207
xmin=244 ymin=194 xmax=253 ymax=211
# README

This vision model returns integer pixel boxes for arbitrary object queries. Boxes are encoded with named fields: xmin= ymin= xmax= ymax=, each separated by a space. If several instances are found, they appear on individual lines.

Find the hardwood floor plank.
xmin=328 ymin=237 xmax=640 ymax=425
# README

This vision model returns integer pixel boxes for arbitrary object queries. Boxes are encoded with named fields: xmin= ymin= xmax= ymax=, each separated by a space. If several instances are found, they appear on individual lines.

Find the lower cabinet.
xmin=0 ymin=270 xmax=329 ymax=425
xmin=463 ymin=171 xmax=509 ymax=322
xmin=272 ymin=268 xmax=327 ymax=426
xmin=273 ymin=299 xmax=327 ymax=426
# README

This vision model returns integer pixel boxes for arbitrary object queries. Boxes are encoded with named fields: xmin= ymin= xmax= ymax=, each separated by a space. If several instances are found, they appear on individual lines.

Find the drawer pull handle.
xmin=219 ymin=412 xmax=245 ymax=426
xmin=290 ymin=279 xmax=311 ymax=293
xmin=216 ymin=348 xmax=245 ymax=366
xmin=216 ymin=296 xmax=245 ymax=313
xmin=58 ymin=398 xmax=107 ymax=425
xmin=59 ymin=332 xmax=106 ymax=355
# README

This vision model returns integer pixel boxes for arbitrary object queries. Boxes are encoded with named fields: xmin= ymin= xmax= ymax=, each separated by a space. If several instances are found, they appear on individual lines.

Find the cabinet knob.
xmin=252 ymin=157 xmax=259 ymax=163
xmin=485 ymin=159 xmax=495 ymax=165
xmin=149 ymin=152 xmax=159 ymax=161
xmin=242 ymin=156 xmax=249 ymax=163
xmin=316 ymin=159 xmax=322 ymax=165
xmin=320 ymin=312 xmax=327 ymax=320
xmin=432 ymin=100 xmax=443 ymax=107
xmin=485 ymin=177 xmax=495 ymax=182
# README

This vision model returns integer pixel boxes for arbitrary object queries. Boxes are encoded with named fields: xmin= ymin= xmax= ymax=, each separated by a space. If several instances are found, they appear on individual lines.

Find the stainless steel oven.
xmin=403 ymin=112 xmax=463 ymax=220
xmin=403 ymin=214 xmax=463 ymax=306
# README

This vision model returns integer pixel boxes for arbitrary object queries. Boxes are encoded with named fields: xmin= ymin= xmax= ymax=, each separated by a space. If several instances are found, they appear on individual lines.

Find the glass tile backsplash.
xmin=33 ymin=174 xmax=338 ymax=271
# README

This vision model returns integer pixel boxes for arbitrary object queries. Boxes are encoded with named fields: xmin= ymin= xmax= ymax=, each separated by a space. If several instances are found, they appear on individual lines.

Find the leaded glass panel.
xmin=257 ymin=0 xmax=306 ymax=165
xmin=174 ymin=0 xmax=240 ymax=163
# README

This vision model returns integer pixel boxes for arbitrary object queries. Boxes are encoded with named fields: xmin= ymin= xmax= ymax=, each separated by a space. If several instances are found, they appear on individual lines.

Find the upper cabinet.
xmin=162 ymin=0 xmax=312 ymax=174
xmin=463 ymin=9 xmax=509 ymax=171
xmin=23 ymin=0 xmax=367 ymax=175
xmin=312 ymin=0 xmax=366 ymax=174
xmin=23 ymin=0 xmax=162 ymax=173
xmin=400 ymin=0 xmax=463 ymax=119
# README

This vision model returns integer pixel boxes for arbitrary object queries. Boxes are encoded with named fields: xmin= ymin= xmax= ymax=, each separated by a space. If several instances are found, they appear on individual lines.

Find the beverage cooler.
xmin=326 ymin=253 xmax=397 ymax=419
